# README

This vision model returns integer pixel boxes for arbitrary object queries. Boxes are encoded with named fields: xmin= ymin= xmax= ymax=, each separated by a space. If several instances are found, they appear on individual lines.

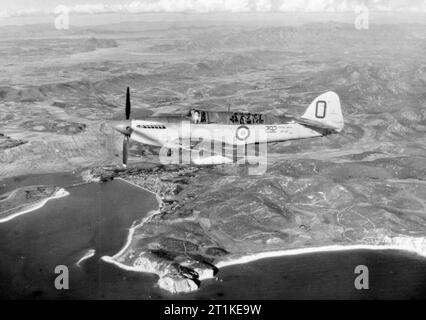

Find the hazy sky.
xmin=0 ymin=0 xmax=425 ymax=16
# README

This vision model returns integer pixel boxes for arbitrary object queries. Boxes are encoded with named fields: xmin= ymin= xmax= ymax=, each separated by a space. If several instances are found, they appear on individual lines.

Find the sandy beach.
xmin=0 ymin=188 xmax=69 ymax=223
xmin=101 ymin=177 xmax=162 ymax=266
xmin=76 ymin=249 xmax=96 ymax=267
xmin=215 ymin=239 xmax=426 ymax=270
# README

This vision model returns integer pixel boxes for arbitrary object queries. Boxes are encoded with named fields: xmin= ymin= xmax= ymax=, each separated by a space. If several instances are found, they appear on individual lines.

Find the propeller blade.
xmin=123 ymin=137 xmax=129 ymax=165
xmin=125 ymin=87 xmax=131 ymax=120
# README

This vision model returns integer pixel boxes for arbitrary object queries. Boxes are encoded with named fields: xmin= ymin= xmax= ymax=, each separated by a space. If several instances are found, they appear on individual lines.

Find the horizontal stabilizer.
xmin=296 ymin=117 xmax=342 ymax=131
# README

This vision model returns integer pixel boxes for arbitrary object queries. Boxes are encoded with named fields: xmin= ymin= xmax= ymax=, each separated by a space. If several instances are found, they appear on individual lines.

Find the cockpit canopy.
xmin=187 ymin=109 xmax=281 ymax=125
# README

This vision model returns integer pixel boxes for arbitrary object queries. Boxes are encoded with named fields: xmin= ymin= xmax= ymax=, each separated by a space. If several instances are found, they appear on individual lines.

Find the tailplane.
xmin=299 ymin=91 xmax=344 ymax=132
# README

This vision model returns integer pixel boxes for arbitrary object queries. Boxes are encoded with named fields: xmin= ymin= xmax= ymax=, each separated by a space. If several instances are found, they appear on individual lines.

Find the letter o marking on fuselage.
xmin=236 ymin=125 xmax=250 ymax=141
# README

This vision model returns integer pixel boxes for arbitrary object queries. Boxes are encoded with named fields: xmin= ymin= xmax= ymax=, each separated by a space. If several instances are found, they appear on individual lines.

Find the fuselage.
xmin=112 ymin=90 xmax=343 ymax=166
xmin=129 ymin=119 xmax=325 ymax=148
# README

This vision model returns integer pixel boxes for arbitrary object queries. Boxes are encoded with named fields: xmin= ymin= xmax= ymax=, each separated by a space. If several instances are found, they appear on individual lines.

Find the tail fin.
xmin=300 ymin=91 xmax=344 ymax=132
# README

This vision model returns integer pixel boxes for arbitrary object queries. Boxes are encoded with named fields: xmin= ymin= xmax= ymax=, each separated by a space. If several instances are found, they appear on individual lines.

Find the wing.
xmin=165 ymin=138 xmax=236 ymax=165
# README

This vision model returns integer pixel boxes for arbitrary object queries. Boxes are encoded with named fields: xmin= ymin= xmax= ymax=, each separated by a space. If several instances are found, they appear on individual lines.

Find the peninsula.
xmin=0 ymin=185 xmax=69 ymax=223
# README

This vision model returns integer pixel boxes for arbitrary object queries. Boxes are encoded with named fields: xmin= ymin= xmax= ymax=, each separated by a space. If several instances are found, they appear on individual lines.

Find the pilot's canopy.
xmin=187 ymin=109 xmax=268 ymax=125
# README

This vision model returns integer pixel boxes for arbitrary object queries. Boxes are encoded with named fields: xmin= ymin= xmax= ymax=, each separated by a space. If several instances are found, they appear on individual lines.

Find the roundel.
xmin=236 ymin=125 xmax=250 ymax=141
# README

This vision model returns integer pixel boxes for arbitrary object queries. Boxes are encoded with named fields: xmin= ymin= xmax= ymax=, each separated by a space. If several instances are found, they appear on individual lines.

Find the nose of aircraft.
xmin=110 ymin=120 xmax=132 ymax=135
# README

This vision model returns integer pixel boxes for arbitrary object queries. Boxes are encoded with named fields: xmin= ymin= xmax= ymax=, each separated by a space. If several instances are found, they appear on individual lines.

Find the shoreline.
xmin=115 ymin=177 xmax=163 ymax=205
xmin=99 ymin=178 xmax=426 ymax=293
xmin=101 ymin=236 xmax=426 ymax=295
xmin=76 ymin=249 xmax=96 ymax=267
xmin=215 ymin=240 xmax=426 ymax=270
xmin=101 ymin=206 xmax=160 ymax=261
xmin=101 ymin=176 xmax=162 ymax=266
xmin=102 ymin=206 xmax=426 ymax=293
xmin=103 ymin=237 xmax=426 ymax=277
xmin=0 ymin=188 xmax=69 ymax=223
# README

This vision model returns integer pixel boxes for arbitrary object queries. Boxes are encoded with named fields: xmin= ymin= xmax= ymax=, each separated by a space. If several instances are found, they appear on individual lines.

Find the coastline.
xmin=102 ymin=234 xmax=426 ymax=294
xmin=101 ymin=176 xmax=162 ymax=267
xmin=115 ymin=177 xmax=163 ymax=206
xmin=98 ymin=177 xmax=426 ymax=294
xmin=0 ymin=188 xmax=69 ymax=223
xmin=76 ymin=249 xmax=96 ymax=267
xmin=215 ymin=238 xmax=426 ymax=270
xmin=102 ymin=179 xmax=426 ymax=293
xmin=101 ymin=206 xmax=161 ymax=262
xmin=101 ymin=177 xmax=206 ymax=293
xmin=2 ymin=172 xmax=424 ymax=295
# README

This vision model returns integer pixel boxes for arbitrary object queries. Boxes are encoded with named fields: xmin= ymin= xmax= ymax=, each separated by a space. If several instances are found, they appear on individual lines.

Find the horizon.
xmin=1 ymin=10 xmax=425 ymax=28
xmin=0 ymin=0 xmax=425 ymax=23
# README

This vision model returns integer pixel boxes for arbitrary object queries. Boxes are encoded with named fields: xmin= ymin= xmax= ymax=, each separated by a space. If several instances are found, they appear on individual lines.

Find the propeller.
xmin=111 ymin=87 xmax=132 ymax=166
xmin=123 ymin=136 xmax=129 ymax=165
xmin=125 ymin=86 xmax=131 ymax=120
